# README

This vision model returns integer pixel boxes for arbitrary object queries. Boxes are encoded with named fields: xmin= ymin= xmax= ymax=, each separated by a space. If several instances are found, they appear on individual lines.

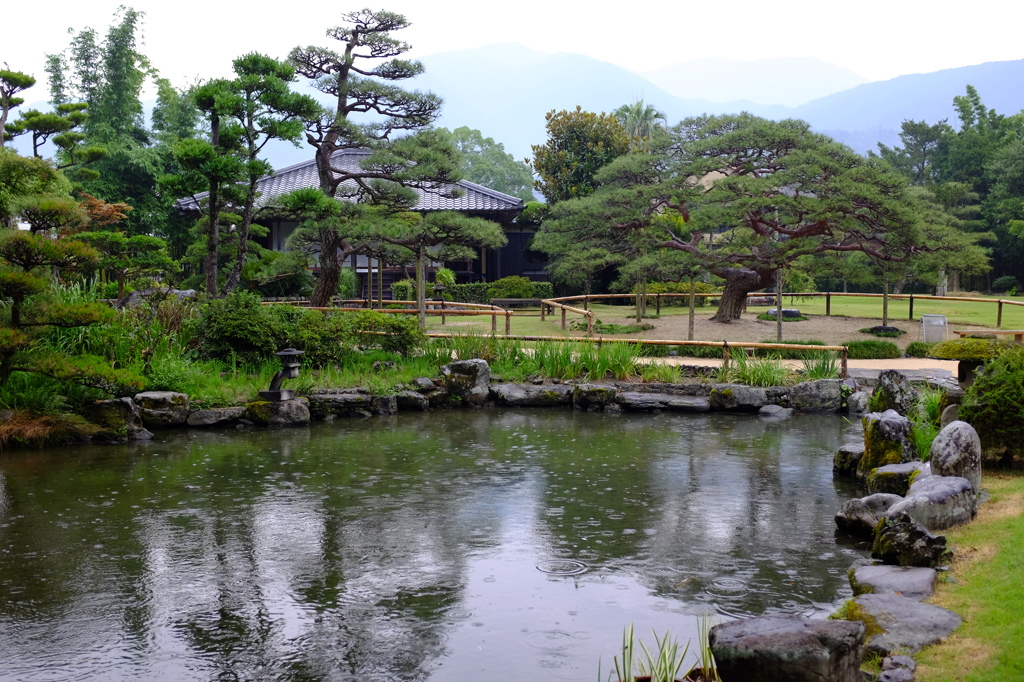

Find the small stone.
xmin=887 ymin=475 xmax=977 ymax=531
xmin=929 ymin=421 xmax=982 ymax=492
xmin=759 ymin=404 xmax=793 ymax=418
xmin=834 ymin=442 xmax=866 ymax=480
xmin=835 ymin=494 xmax=904 ymax=537
xmin=939 ymin=404 xmax=959 ymax=428
xmin=872 ymin=370 xmax=919 ymax=415
xmin=867 ymin=462 xmax=930 ymax=496
xmin=789 ymin=379 xmax=843 ymax=413
xmin=871 ymin=510 xmax=948 ymax=567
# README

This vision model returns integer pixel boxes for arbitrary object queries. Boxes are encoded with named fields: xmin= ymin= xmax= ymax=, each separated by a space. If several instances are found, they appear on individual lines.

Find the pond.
xmin=0 ymin=410 xmax=867 ymax=681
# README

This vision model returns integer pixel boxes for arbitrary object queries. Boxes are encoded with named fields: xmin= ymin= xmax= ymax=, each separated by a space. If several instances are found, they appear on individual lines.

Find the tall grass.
xmin=717 ymin=349 xmax=791 ymax=387
xmin=800 ymin=350 xmax=841 ymax=380
xmin=910 ymin=387 xmax=944 ymax=460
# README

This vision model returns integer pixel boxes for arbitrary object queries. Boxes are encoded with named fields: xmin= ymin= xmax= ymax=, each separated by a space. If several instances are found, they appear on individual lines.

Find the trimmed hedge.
xmin=906 ymin=341 xmax=937 ymax=358
xmin=844 ymin=339 xmax=901 ymax=359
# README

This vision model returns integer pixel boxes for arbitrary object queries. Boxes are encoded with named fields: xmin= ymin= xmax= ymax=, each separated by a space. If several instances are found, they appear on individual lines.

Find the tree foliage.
xmin=445 ymin=126 xmax=534 ymax=201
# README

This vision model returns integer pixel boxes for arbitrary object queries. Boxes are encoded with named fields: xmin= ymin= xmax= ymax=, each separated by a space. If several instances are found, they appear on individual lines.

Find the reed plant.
xmin=717 ymin=349 xmax=791 ymax=387
xmin=580 ymin=343 xmax=613 ymax=381
xmin=910 ymin=387 xmax=944 ymax=460
xmin=800 ymin=350 xmax=841 ymax=381
xmin=606 ymin=342 xmax=641 ymax=380
xmin=534 ymin=340 xmax=584 ymax=380
xmin=640 ymin=362 xmax=681 ymax=383
xmin=609 ymin=624 xmax=694 ymax=682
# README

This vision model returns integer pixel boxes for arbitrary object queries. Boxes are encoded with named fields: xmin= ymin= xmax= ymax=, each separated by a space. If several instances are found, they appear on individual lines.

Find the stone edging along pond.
xmin=84 ymin=360 xmax=978 ymax=682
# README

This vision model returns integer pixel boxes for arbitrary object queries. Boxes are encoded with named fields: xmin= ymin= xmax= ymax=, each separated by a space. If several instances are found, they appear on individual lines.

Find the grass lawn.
xmin=916 ymin=473 xmax=1024 ymax=681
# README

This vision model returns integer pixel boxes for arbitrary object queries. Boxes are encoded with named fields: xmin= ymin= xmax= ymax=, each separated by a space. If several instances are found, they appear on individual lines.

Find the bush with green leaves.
xmin=390 ymin=278 xmax=416 ymax=302
xmin=195 ymin=291 xmax=300 ymax=365
xmin=960 ymin=346 xmax=1024 ymax=463
xmin=638 ymin=280 xmax=719 ymax=307
xmin=334 ymin=310 xmax=427 ymax=356
xmin=487 ymin=276 xmax=536 ymax=299
xmin=906 ymin=341 xmax=937 ymax=358
xmin=445 ymin=282 xmax=491 ymax=304
xmin=844 ymin=340 xmax=901 ymax=359
xmin=992 ymin=275 xmax=1020 ymax=293
xmin=755 ymin=339 xmax=826 ymax=359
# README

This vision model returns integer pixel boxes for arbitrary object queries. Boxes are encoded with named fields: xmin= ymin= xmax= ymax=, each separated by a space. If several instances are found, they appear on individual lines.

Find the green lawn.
xmin=916 ymin=473 xmax=1024 ymax=681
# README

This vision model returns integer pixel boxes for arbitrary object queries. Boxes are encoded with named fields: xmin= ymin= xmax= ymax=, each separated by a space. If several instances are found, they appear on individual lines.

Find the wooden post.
xmin=908 ymin=294 xmax=914 ymax=321
xmin=541 ymin=303 xmax=546 ymax=322
xmin=998 ymin=300 xmax=1004 ymax=329
xmin=826 ymin=292 xmax=831 ymax=317
xmin=587 ymin=312 xmax=595 ymax=336
xmin=841 ymin=348 xmax=848 ymax=379
xmin=583 ymin=296 xmax=589 ymax=311
xmin=492 ymin=312 xmax=497 ymax=333
xmin=505 ymin=311 xmax=511 ymax=335
xmin=722 ymin=342 xmax=730 ymax=370
xmin=441 ymin=300 xmax=446 ymax=326
xmin=656 ymin=293 xmax=661 ymax=316
xmin=561 ymin=307 xmax=567 ymax=330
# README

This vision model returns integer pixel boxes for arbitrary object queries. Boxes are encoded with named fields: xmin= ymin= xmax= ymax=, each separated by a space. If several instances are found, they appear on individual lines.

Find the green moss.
xmin=931 ymin=338 xmax=1017 ymax=361
xmin=246 ymin=400 xmax=273 ymax=425
xmin=847 ymin=566 xmax=875 ymax=597
xmin=859 ymin=416 xmax=906 ymax=474
xmin=831 ymin=599 xmax=883 ymax=640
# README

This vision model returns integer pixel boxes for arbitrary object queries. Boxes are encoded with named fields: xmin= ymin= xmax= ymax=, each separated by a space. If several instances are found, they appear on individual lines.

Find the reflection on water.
xmin=0 ymin=410 xmax=866 ymax=681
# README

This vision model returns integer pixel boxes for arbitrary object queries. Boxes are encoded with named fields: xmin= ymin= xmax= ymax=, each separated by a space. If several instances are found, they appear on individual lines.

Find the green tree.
xmin=288 ymin=9 xmax=463 ymax=304
xmin=76 ymin=232 xmax=175 ymax=299
xmin=530 ymin=107 xmax=631 ymax=204
xmin=379 ymin=211 xmax=507 ymax=326
xmin=872 ymin=119 xmax=952 ymax=186
xmin=445 ymin=126 xmax=534 ymax=201
xmin=0 ymin=68 xmax=37 ymax=147
xmin=614 ymin=100 xmax=667 ymax=150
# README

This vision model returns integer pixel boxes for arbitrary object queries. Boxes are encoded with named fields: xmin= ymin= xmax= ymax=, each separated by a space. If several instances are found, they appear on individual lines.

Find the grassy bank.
xmin=916 ymin=473 xmax=1024 ymax=681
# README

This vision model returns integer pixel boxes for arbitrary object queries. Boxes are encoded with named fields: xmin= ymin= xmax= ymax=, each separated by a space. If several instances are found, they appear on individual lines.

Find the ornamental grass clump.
xmin=800 ymin=350 xmax=841 ymax=381
xmin=909 ymin=387 xmax=944 ymax=461
xmin=718 ymin=349 xmax=790 ymax=387
xmin=844 ymin=340 xmax=901 ymax=359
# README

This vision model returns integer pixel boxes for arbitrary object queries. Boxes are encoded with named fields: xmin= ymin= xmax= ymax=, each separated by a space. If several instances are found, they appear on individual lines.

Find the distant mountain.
xmin=642 ymin=57 xmax=867 ymax=107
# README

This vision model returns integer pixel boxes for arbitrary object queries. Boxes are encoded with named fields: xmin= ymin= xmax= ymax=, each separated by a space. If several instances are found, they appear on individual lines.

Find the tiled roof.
xmin=174 ymin=148 xmax=525 ymax=214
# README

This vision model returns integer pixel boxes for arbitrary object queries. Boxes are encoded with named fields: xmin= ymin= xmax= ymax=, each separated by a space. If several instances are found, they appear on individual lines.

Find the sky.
xmin=5 ymin=0 xmax=1023 ymax=98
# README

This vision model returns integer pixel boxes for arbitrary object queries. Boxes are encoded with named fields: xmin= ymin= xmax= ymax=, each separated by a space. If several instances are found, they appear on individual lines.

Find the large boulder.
xmin=186 ymin=406 xmax=246 ymax=427
xmin=573 ymin=383 xmax=617 ymax=410
xmin=929 ymin=421 xmax=982 ymax=492
xmin=849 ymin=593 xmax=961 ymax=656
xmin=709 ymin=383 xmax=767 ymax=412
xmin=372 ymin=395 xmax=398 ymax=416
xmin=847 ymin=391 xmax=871 ymax=415
xmin=871 ymin=510 xmax=949 ymax=567
xmin=440 ymin=359 xmax=491 ymax=405
xmin=616 ymin=392 xmax=710 ymax=412
xmin=788 ymin=379 xmax=843 ymax=413
xmin=859 ymin=410 xmax=916 ymax=478
xmin=134 ymin=391 xmax=190 ymax=428
xmin=307 ymin=392 xmax=376 ymax=419
xmin=86 ymin=397 xmax=152 ymax=441
xmin=833 ymin=442 xmax=866 ymax=480
xmin=866 ymin=462 xmax=930 ymax=496
xmin=871 ymin=370 xmax=918 ymax=415
xmin=848 ymin=565 xmax=937 ymax=601
xmin=395 ymin=390 xmax=429 ymax=411
xmin=491 ymin=383 xmax=573 ymax=407
xmin=835 ymin=493 xmax=904 ymax=537
xmin=246 ymin=398 xmax=310 ymax=427
xmin=888 ymin=475 xmax=977 ymax=531
xmin=709 ymin=616 xmax=865 ymax=682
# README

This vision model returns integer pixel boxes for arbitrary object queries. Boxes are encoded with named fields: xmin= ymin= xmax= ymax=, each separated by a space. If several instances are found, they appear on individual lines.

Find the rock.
xmin=491 ymin=383 xmax=573 ymax=407
xmin=849 ymin=565 xmax=937 ymax=601
xmin=833 ymin=442 xmax=866 ymax=480
xmin=186 ymin=406 xmax=246 ymax=427
xmin=878 ymin=669 xmax=915 ymax=682
xmin=573 ymin=383 xmax=618 ymax=409
xmin=880 ymin=655 xmax=917 ymax=682
xmin=850 ymin=593 xmax=961 ymax=655
xmin=133 ymin=391 xmax=190 ymax=428
xmin=835 ymin=494 xmax=904 ymax=537
xmin=939 ymin=404 xmax=959 ymax=428
xmin=789 ymin=379 xmax=843 ymax=413
xmin=929 ymin=421 xmax=982 ymax=492
xmin=765 ymin=308 xmax=803 ymax=319
xmin=0 ymin=410 xmax=13 ymax=425
xmin=411 ymin=377 xmax=437 ymax=392
xmin=867 ymin=462 xmax=930 ymax=496
xmin=307 ymin=392 xmax=376 ymax=419
xmin=872 ymin=370 xmax=919 ymax=415
xmin=765 ymin=385 xmax=789 ymax=406
xmin=859 ymin=411 xmax=916 ymax=479
xmin=245 ymin=399 xmax=310 ymax=427
xmin=709 ymin=616 xmax=865 ymax=682
xmin=871 ymin=510 xmax=949 ymax=567
xmin=616 ymin=391 xmax=710 ymax=413
xmin=395 ymin=390 xmax=429 ymax=411
xmin=759 ymin=404 xmax=793 ymax=419
xmin=372 ymin=395 xmax=398 ymax=416
xmin=709 ymin=383 xmax=767 ymax=412
xmin=888 ymin=475 xmax=977 ymax=531
xmin=440 ymin=359 xmax=491 ymax=405
xmin=847 ymin=391 xmax=870 ymax=415
xmin=86 ymin=397 xmax=147 ymax=440
xmin=114 ymin=287 xmax=197 ymax=309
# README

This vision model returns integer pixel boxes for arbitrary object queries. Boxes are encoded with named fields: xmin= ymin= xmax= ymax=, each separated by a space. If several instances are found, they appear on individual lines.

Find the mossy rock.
xmin=859 ymin=411 xmax=915 ymax=477
xmin=930 ymin=338 xmax=1017 ymax=360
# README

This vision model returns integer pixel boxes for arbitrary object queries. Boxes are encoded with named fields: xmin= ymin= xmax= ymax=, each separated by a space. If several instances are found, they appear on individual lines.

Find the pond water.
xmin=0 ymin=410 xmax=868 ymax=681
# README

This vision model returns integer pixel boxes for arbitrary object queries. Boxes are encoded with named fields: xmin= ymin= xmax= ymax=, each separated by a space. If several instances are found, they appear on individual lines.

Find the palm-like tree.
xmin=613 ymin=100 xmax=667 ymax=149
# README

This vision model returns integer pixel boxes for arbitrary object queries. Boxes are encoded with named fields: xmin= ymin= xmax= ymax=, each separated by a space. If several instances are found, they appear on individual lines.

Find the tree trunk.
xmin=635 ymin=276 xmax=647 ymax=323
xmin=687 ymin=277 xmax=695 ymax=341
xmin=882 ymin=279 xmax=890 ymax=327
xmin=775 ymin=269 xmax=783 ymax=343
xmin=893 ymin=278 xmax=907 ymax=296
xmin=416 ymin=243 xmax=427 ymax=328
xmin=205 ymin=180 xmax=220 ymax=298
xmin=377 ymin=258 xmax=384 ymax=307
xmin=710 ymin=267 xmax=769 ymax=323
xmin=310 ymin=233 xmax=343 ymax=307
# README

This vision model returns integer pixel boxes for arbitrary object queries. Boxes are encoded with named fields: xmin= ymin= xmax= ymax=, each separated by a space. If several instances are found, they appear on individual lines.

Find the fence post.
xmin=505 ymin=311 xmax=511 ymax=335
xmin=561 ymin=307 xmax=567 ymax=330
xmin=541 ymin=303 xmax=546 ymax=322
xmin=998 ymin=300 xmax=1004 ymax=329
xmin=841 ymin=348 xmax=848 ymax=379
xmin=584 ymin=296 xmax=589 ymax=311
xmin=492 ymin=312 xmax=497 ymax=334
xmin=441 ymin=300 xmax=446 ymax=326
xmin=656 ymin=294 xmax=662 ymax=316
xmin=908 ymin=294 xmax=914 ymax=321
xmin=587 ymin=311 xmax=594 ymax=336
xmin=722 ymin=341 xmax=730 ymax=370
xmin=826 ymin=292 xmax=831 ymax=317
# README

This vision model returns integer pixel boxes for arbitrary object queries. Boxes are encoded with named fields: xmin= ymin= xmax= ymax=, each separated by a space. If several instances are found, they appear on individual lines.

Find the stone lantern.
xmin=259 ymin=348 xmax=305 ymax=402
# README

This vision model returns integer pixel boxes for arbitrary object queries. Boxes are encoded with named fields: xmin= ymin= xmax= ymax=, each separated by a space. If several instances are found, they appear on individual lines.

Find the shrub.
xmin=718 ymin=349 xmax=791 ymax=387
xmin=532 ymin=282 xmax=554 ymax=299
xmin=931 ymin=338 xmax=1017 ymax=360
xmin=488 ymin=276 xmax=536 ymax=299
xmin=446 ymin=282 xmax=492 ymax=304
xmin=676 ymin=344 xmax=726 ymax=359
xmin=905 ymin=341 xmax=936 ymax=357
xmin=337 ymin=267 xmax=358 ymax=299
xmin=335 ymin=310 xmax=427 ymax=356
xmin=755 ymin=339 xmax=826 ymax=359
xmin=860 ymin=326 xmax=906 ymax=338
xmin=390 ymin=278 xmax=416 ymax=302
xmin=960 ymin=346 xmax=1024 ymax=463
xmin=195 ymin=291 xmax=298 ymax=365
xmin=992 ymin=275 xmax=1020 ymax=293
xmin=757 ymin=312 xmax=808 ymax=322
xmin=844 ymin=340 xmax=900 ymax=359
xmin=434 ymin=267 xmax=457 ymax=288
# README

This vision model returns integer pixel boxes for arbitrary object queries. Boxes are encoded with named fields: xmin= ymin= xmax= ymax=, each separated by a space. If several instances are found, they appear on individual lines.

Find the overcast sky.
xmin=6 ymin=0 xmax=1023 ymax=97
